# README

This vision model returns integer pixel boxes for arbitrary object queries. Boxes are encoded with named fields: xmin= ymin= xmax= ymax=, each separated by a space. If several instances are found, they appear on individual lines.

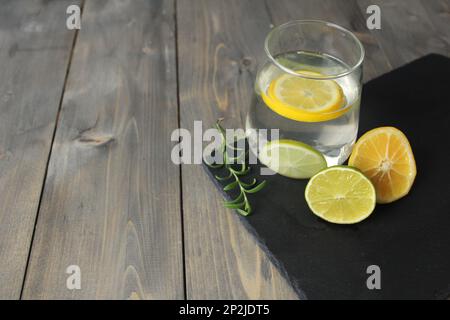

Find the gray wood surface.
xmin=420 ymin=0 xmax=450 ymax=48
xmin=0 ymin=0 xmax=447 ymax=299
xmin=21 ymin=0 xmax=184 ymax=299
xmin=176 ymin=0 xmax=448 ymax=300
xmin=177 ymin=0 xmax=299 ymax=299
xmin=0 ymin=0 xmax=78 ymax=299
xmin=357 ymin=0 xmax=449 ymax=68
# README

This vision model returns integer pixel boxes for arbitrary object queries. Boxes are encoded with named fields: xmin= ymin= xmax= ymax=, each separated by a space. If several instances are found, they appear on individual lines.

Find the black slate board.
xmin=204 ymin=54 xmax=450 ymax=299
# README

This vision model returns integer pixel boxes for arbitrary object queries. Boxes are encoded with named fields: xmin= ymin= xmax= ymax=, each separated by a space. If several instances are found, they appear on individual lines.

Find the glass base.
xmin=319 ymin=140 xmax=355 ymax=166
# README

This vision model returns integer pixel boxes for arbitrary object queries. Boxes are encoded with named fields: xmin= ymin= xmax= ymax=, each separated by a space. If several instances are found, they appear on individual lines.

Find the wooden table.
xmin=0 ymin=0 xmax=448 ymax=299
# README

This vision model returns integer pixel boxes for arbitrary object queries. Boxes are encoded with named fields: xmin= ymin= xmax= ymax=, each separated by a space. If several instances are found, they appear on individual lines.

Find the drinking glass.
xmin=246 ymin=20 xmax=365 ymax=166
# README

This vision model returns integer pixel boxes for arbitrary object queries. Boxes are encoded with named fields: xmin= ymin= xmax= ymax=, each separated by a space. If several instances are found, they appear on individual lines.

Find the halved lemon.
xmin=348 ymin=127 xmax=417 ymax=204
xmin=305 ymin=166 xmax=376 ymax=224
xmin=261 ymin=70 xmax=346 ymax=122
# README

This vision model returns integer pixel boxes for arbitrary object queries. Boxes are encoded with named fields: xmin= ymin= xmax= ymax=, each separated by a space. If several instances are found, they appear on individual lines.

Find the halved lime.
xmin=259 ymin=139 xmax=327 ymax=179
xmin=305 ymin=166 xmax=376 ymax=224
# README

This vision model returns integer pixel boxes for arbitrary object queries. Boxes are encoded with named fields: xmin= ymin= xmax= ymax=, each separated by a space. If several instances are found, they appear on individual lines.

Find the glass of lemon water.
xmin=246 ymin=20 xmax=365 ymax=168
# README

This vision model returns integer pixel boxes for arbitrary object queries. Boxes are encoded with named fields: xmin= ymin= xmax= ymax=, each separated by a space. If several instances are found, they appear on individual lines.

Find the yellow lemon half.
xmin=349 ymin=127 xmax=417 ymax=204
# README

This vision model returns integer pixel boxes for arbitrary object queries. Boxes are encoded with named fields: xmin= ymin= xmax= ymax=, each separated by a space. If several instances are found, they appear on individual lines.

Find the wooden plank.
xmin=176 ymin=0 xmax=446 ymax=300
xmin=265 ymin=0 xmax=392 ymax=81
xmin=357 ymin=0 xmax=449 ymax=68
xmin=177 ymin=0 xmax=299 ymax=299
xmin=0 ymin=0 xmax=78 ymax=299
xmin=420 ymin=0 xmax=450 ymax=49
xmin=22 ymin=0 xmax=184 ymax=299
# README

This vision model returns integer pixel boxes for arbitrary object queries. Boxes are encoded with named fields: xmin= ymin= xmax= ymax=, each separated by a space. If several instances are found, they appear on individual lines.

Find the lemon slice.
xmin=262 ymin=70 xmax=346 ymax=122
xmin=305 ymin=166 xmax=376 ymax=224
xmin=259 ymin=139 xmax=327 ymax=179
xmin=348 ymin=127 xmax=417 ymax=204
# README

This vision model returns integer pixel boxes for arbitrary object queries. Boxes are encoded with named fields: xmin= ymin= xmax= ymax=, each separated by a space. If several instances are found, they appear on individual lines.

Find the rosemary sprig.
xmin=205 ymin=119 xmax=267 ymax=216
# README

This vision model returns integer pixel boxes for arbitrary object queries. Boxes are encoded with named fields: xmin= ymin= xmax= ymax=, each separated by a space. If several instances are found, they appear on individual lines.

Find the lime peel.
xmin=305 ymin=166 xmax=376 ymax=224
xmin=259 ymin=139 xmax=327 ymax=179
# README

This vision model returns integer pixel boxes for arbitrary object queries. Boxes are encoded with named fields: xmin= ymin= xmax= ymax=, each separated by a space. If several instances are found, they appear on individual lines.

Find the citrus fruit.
xmin=348 ymin=127 xmax=416 ymax=204
xmin=261 ymin=70 xmax=347 ymax=122
xmin=259 ymin=139 xmax=327 ymax=179
xmin=305 ymin=166 xmax=376 ymax=224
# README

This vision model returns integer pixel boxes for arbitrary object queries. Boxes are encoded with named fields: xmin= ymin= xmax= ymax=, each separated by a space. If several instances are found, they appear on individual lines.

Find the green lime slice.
xmin=305 ymin=166 xmax=376 ymax=224
xmin=259 ymin=139 xmax=327 ymax=179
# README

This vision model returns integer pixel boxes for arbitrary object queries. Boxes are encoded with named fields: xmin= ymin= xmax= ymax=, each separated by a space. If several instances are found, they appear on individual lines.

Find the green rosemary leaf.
xmin=236 ymin=208 xmax=250 ymax=216
xmin=226 ymin=140 xmax=246 ymax=151
xmin=209 ymin=163 xmax=224 ymax=169
xmin=245 ymin=180 xmax=267 ymax=193
xmin=223 ymin=181 xmax=238 ymax=191
xmin=232 ymin=167 xmax=250 ymax=176
xmin=239 ymin=162 xmax=248 ymax=171
xmin=239 ymin=178 xmax=257 ymax=188
xmin=228 ymin=149 xmax=246 ymax=161
xmin=210 ymin=118 xmax=267 ymax=217
xmin=226 ymin=145 xmax=244 ymax=151
xmin=215 ymin=119 xmax=226 ymax=135
xmin=228 ymin=162 xmax=248 ymax=175
xmin=244 ymin=201 xmax=252 ymax=213
xmin=227 ymin=155 xmax=244 ymax=163
xmin=204 ymin=160 xmax=223 ymax=169
xmin=215 ymin=171 xmax=232 ymax=181
xmin=225 ymin=192 xmax=244 ymax=204
xmin=224 ymin=201 xmax=246 ymax=209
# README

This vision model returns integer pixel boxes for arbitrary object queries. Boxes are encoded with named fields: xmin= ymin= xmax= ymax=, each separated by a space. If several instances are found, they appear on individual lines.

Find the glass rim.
xmin=264 ymin=20 xmax=365 ymax=80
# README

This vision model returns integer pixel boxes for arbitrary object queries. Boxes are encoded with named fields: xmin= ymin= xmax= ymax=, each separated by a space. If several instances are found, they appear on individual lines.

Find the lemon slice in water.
xmin=262 ymin=70 xmax=346 ymax=122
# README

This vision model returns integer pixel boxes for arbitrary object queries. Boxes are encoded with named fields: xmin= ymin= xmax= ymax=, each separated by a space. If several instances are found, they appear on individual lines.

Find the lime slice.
xmin=259 ymin=139 xmax=327 ymax=179
xmin=305 ymin=166 xmax=376 ymax=224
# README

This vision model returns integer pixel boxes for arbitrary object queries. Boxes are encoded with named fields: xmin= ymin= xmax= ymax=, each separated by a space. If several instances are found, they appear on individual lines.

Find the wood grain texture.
xmin=1 ymin=0 xmax=445 ymax=300
xmin=177 ymin=0 xmax=299 ymax=299
xmin=265 ymin=0 xmax=392 ymax=82
xmin=0 ymin=0 xmax=78 ymax=299
xmin=420 ymin=0 xmax=450 ymax=49
xmin=357 ymin=0 xmax=449 ymax=68
xmin=178 ymin=0 xmax=448 ymax=300
xmin=22 ymin=0 xmax=184 ymax=299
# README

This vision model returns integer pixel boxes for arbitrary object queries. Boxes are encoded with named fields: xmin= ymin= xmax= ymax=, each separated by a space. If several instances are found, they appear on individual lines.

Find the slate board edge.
xmin=202 ymin=162 xmax=307 ymax=300
xmin=201 ymin=54 xmax=450 ymax=300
